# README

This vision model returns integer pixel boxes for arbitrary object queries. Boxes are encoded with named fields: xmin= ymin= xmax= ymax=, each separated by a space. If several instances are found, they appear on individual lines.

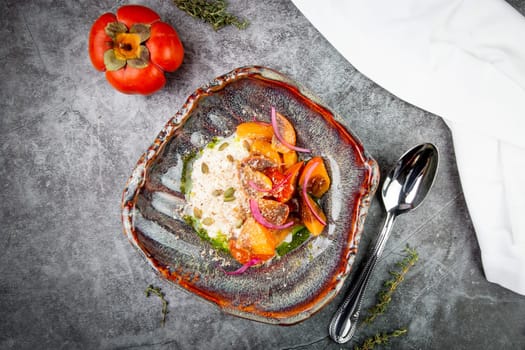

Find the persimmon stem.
xmin=119 ymin=43 xmax=133 ymax=51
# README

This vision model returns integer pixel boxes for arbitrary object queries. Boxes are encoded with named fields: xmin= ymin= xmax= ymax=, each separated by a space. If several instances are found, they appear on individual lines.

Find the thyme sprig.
xmin=353 ymin=328 xmax=408 ymax=350
xmin=145 ymin=284 xmax=169 ymax=326
xmin=350 ymin=246 xmax=418 ymax=349
xmin=363 ymin=245 xmax=419 ymax=324
xmin=173 ymin=0 xmax=249 ymax=31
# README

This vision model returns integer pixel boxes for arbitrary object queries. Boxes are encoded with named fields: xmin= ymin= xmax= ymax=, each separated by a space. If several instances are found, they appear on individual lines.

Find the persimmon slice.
xmin=257 ymin=198 xmax=290 ymax=225
xmin=300 ymin=193 xmax=327 ymax=236
xmin=282 ymin=150 xmax=298 ymax=170
xmin=229 ymin=217 xmax=277 ymax=263
xmin=236 ymin=122 xmax=273 ymax=140
xmin=299 ymin=157 xmax=331 ymax=198
xmin=250 ymin=139 xmax=281 ymax=165
xmin=271 ymin=111 xmax=297 ymax=153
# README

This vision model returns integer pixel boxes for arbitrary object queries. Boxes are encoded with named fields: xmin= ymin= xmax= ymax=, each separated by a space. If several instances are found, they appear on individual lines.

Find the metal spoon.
xmin=329 ymin=143 xmax=439 ymax=344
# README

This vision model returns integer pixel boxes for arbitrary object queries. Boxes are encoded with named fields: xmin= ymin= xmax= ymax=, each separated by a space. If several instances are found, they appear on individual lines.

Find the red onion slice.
xmin=249 ymin=198 xmax=294 ymax=230
xmin=271 ymin=106 xmax=311 ymax=153
xmin=248 ymin=180 xmax=272 ymax=193
xmin=223 ymin=258 xmax=262 ymax=275
xmin=301 ymin=162 xmax=327 ymax=226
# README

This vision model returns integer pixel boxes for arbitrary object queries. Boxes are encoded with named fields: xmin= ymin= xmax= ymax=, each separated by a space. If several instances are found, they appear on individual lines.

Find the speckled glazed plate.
xmin=121 ymin=66 xmax=379 ymax=325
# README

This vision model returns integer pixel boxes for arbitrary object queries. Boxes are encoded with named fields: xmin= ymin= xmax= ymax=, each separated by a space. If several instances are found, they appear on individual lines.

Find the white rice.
xmin=185 ymin=134 xmax=250 ymax=240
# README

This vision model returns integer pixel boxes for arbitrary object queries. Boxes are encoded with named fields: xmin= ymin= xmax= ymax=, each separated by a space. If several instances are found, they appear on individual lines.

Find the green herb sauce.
xmin=276 ymin=226 xmax=311 ymax=256
xmin=206 ymin=136 xmax=222 ymax=149
xmin=180 ymin=152 xmax=197 ymax=194
xmin=183 ymin=215 xmax=229 ymax=253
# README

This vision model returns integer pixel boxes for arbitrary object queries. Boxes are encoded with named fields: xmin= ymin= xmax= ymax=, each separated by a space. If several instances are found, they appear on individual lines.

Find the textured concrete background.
xmin=2 ymin=0 xmax=525 ymax=349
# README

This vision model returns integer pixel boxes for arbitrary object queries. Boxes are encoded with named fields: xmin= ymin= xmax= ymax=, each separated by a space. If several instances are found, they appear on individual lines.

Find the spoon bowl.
xmin=329 ymin=143 xmax=439 ymax=344
xmin=382 ymin=143 xmax=439 ymax=214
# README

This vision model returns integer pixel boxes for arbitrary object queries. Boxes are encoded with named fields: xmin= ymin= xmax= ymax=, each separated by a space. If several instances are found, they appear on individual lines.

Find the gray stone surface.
xmin=1 ymin=0 xmax=524 ymax=349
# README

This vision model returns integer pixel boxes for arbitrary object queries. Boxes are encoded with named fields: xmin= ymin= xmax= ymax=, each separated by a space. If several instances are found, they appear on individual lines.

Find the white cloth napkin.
xmin=292 ymin=0 xmax=525 ymax=295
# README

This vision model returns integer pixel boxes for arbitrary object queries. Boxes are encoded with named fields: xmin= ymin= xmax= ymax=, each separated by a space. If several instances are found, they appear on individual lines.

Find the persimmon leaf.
xmin=129 ymin=23 xmax=151 ymax=42
xmin=103 ymin=49 xmax=126 ymax=71
xmin=127 ymin=45 xmax=150 ymax=69
xmin=105 ymin=21 xmax=128 ymax=39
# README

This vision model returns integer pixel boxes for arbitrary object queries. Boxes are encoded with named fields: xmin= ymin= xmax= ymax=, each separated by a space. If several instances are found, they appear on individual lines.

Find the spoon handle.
xmin=329 ymin=211 xmax=396 ymax=344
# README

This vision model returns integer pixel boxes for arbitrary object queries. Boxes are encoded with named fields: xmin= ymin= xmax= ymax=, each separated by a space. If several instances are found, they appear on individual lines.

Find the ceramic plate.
xmin=121 ymin=66 xmax=379 ymax=325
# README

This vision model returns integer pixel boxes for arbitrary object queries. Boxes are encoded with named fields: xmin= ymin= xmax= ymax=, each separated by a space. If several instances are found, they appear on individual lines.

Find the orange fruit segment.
xmin=250 ymin=139 xmax=282 ymax=165
xmin=229 ymin=217 xmax=277 ymax=264
xmin=282 ymin=150 xmax=298 ymax=170
xmin=271 ymin=111 xmax=296 ymax=153
xmin=300 ymin=193 xmax=327 ymax=236
xmin=256 ymin=198 xmax=290 ymax=225
xmin=236 ymin=122 xmax=273 ymax=140
xmin=298 ymin=157 xmax=331 ymax=198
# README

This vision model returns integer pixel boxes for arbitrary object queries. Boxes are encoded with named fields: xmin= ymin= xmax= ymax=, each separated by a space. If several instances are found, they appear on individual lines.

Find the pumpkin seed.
xmin=242 ymin=140 xmax=250 ymax=152
xmin=223 ymin=187 xmax=235 ymax=198
xmin=227 ymin=154 xmax=234 ymax=162
xmin=212 ymin=189 xmax=223 ymax=196
xmin=201 ymin=162 xmax=209 ymax=174
xmin=218 ymin=142 xmax=229 ymax=151
xmin=223 ymin=187 xmax=235 ymax=202
xmin=202 ymin=217 xmax=214 ymax=225
xmin=193 ymin=207 xmax=203 ymax=218
xmin=235 ymin=219 xmax=244 ymax=228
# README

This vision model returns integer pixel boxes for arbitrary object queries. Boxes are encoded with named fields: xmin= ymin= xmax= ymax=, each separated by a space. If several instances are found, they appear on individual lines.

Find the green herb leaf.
xmin=145 ymin=284 xmax=169 ymax=326
xmin=350 ymin=246 xmax=418 ymax=348
xmin=363 ymin=245 xmax=419 ymax=324
xmin=173 ymin=0 xmax=249 ymax=31
xmin=353 ymin=328 xmax=408 ymax=350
